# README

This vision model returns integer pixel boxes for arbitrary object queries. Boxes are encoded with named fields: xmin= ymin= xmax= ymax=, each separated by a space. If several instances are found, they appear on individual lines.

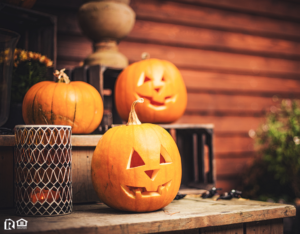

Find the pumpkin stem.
xmin=54 ymin=68 xmax=70 ymax=84
xmin=127 ymin=98 xmax=144 ymax=126
xmin=141 ymin=52 xmax=150 ymax=60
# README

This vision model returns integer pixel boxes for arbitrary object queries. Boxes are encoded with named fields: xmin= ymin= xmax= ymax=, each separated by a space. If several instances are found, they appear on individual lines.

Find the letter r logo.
xmin=4 ymin=219 xmax=15 ymax=230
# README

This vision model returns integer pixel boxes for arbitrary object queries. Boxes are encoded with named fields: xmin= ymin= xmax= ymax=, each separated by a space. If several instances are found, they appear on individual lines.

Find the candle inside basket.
xmin=30 ymin=188 xmax=60 ymax=203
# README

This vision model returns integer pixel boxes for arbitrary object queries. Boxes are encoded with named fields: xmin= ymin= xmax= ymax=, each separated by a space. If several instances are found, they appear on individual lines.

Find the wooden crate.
xmin=161 ymin=124 xmax=215 ymax=189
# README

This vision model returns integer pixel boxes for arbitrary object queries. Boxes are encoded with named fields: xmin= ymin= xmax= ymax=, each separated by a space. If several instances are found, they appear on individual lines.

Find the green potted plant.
xmin=242 ymin=99 xmax=300 ymax=203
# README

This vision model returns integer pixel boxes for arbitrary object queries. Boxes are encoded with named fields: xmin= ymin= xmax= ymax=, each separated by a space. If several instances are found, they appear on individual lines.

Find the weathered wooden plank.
xmin=155 ymin=228 xmax=200 ymax=234
xmin=128 ymin=20 xmax=300 ymax=59
xmin=57 ymin=40 xmax=300 ymax=77
xmin=118 ymin=42 xmax=300 ymax=77
xmin=0 ymin=135 xmax=102 ymax=147
xmin=215 ymin=157 xmax=254 ymax=177
xmin=0 ymin=117 xmax=263 ymax=142
xmin=72 ymin=135 xmax=102 ymax=146
xmin=34 ymin=0 xmax=300 ymax=22
xmin=130 ymin=0 xmax=300 ymax=39
xmin=246 ymin=218 xmax=284 ymax=234
xmin=185 ymin=93 xmax=276 ymax=114
xmin=56 ymin=35 xmax=300 ymax=89
xmin=172 ymin=0 xmax=300 ymax=21
xmin=0 ymin=147 xmax=14 ymax=208
xmin=0 ymin=135 xmax=15 ymax=146
xmin=175 ymin=115 xmax=264 ymax=134
xmin=54 ymin=18 xmax=300 ymax=59
xmin=159 ymin=124 xmax=214 ymax=130
xmin=201 ymin=223 xmax=243 ymax=234
xmin=214 ymin=135 xmax=254 ymax=154
xmin=57 ymin=34 xmax=92 ymax=61
xmin=0 ymin=134 xmax=256 ymax=157
xmin=215 ymin=178 xmax=241 ymax=193
xmin=180 ymin=70 xmax=300 ymax=94
xmin=0 ymin=198 xmax=295 ymax=233
xmin=72 ymin=146 xmax=100 ymax=203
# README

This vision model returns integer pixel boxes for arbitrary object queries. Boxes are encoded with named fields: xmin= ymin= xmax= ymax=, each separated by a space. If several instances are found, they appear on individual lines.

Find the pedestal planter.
xmin=78 ymin=0 xmax=135 ymax=68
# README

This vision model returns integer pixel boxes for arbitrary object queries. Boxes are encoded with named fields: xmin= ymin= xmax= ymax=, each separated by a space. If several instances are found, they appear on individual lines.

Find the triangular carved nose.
xmin=154 ymin=87 xmax=161 ymax=93
xmin=145 ymin=169 xmax=159 ymax=180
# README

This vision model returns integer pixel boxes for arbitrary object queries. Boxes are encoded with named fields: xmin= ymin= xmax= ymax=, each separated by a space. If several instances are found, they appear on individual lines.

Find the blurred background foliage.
xmin=241 ymin=99 xmax=300 ymax=204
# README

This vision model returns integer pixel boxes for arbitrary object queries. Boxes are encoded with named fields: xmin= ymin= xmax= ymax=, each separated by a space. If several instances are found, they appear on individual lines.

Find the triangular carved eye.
xmin=160 ymin=145 xmax=172 ymax=164
xmin=137 ymin=72 xmax=152 ymax=87
xmin=160 ymin=154 xmax=166 ymax=164
xmin=144 ymin=76 xmax=151 ymax=83
xmin=129 ymin=150 xmax=145 ymax=168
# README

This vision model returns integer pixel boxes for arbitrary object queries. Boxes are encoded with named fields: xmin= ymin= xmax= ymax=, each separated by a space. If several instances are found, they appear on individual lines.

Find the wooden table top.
xmin=0 ymin=124 xmax=214 ymax=147
xmin=0 ymin=197 xmax=295 ymax=234
xmin=0 ymin=135 xmax=103 ymax=147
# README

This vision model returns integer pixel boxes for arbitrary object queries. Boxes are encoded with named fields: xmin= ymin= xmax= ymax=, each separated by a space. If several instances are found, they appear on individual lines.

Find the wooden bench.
xmin=0 ymin=197 xmax=295 ymax=233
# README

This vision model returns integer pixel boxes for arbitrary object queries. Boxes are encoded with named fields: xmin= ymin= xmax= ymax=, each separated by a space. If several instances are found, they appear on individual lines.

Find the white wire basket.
xmin=14 ymin=125 xmax=72 ymax=216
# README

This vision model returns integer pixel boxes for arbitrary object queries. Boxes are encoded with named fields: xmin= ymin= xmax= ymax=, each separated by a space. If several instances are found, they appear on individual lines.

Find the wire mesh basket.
xmin=14 ymin=125 xmax=72 ymax=216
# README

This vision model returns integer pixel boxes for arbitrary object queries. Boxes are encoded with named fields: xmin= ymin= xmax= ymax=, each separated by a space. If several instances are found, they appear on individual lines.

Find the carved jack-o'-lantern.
xmin=91 ymin=99 xmax=182 ymax=212
xmin=115 ymin=57 xmax=187 ymax=123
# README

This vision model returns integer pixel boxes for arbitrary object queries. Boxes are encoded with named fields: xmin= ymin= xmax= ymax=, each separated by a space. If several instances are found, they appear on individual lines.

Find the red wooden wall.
xmin=33 ymin=0 xmax=300 ymax=192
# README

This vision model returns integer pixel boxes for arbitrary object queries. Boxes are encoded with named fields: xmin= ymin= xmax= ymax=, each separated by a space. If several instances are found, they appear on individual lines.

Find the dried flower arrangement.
xmin=11 ymin=49 xmax=53 ymax=103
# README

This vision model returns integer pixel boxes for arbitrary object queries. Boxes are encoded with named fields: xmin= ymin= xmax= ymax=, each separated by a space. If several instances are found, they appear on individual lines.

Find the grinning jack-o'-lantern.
xmin=91 ymin=98 xmax=182 ymax=212
xmin=115 ymin=57 xmax=187 ymax=123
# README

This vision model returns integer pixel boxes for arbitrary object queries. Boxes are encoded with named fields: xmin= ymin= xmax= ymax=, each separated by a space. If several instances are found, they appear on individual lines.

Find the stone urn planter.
xmin=78 ymin=0 xmax=135 ymax=68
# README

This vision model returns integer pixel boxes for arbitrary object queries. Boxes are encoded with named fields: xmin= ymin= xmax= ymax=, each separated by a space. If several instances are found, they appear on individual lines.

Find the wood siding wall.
xmin=33 ymin=0 xmax=300 ymax=192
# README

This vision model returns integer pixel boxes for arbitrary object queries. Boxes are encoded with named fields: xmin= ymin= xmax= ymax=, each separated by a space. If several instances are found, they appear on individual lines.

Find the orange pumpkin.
xmin=22 ymin=69 xmax=103 ymax=134
xmin=115 ymin=57 xmax=187 ymax=123
xmin=91 ymin=98 xmax=182 ymax=212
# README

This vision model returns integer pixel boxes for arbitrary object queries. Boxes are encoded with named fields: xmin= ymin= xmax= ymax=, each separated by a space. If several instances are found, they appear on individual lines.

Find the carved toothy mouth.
xmin=121 ymin=180 xmax=172 ymax=199
xmin=136 ymin=94 xmax=177 ymax=110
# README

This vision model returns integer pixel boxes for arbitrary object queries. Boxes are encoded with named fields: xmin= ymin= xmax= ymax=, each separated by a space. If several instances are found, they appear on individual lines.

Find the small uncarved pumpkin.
xmin=115 ymin=56 xmax=187 ymax=123
xmin=91 ymin=98 xmax=182 ymax=212
xmin=22 ymin=69 xmax=103 ymax=134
